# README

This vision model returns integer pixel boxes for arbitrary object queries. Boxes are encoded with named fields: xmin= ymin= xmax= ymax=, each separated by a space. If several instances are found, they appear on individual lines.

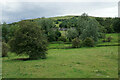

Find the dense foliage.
xmin=58 ymin=36 xmax=67 ymax=42
xmin=72 ymin=38 xmax=82 ymax=48
xmin=2 ymin=22 xmax=9 ymax=43
xmin=113 ymin=18 xmax=120 ymax=33
xmin=2 ymin=42 xmax=9 ymax=57
xmin=37 ymin=18 xmax=55 ymax=35
xmin=66 ymin=28 xmax=79 ymax=41
xmin=1 ymin=13 xmax=119 ymax=59
xmin=8 ymin=21 xmax=48 ymax=59
xmin=83 ymin=37 xmax=95 ymax=47
xmin=77 ymin=14 xmax=100 ymax=41
xmin=48 ymin=29 xmax=61 ymax=42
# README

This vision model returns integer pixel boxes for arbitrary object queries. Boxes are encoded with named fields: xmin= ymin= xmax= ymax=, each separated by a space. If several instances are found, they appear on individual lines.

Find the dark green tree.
xmin=113 ymin=18 xmax=120 ymax=33
xmin=37 ymin=18 xmax=55 ymax=35
xmin=2 ymin=22 xmax=9 ymax=43
xmin=48 ymin=30 xmax=57 ymax=42
xmin=66 ymin=28 xmax=79 ymax=41
xmin=55 ymin=29 xmax=61 ymax=40
xmin=8 ymin=24 xmax=19 ymax=40
xmin=2 ymin=42 xmax=9 ymax=57
xmin=72 ymin=37 xmax=82 ymax=48
xmin=48 ymin=29 xmax=61 ymax=42
xmin=104 ymin=18 xmax=114 ymax=33
xmin=59 ymin=21 xmax=68 ymax=28
xmin=83 ymin=37 xmax=95 ymax=47
xmin=9 ymin=21 xmax=48 ymax=59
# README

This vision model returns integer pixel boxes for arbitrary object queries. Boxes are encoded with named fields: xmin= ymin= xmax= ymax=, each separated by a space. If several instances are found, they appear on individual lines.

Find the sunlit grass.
xmin=2 ymin=46 xmax=118 ymax=78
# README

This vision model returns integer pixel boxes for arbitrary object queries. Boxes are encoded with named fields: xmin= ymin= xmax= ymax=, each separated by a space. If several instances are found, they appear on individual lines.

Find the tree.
xmin=9 ymin=21 xmax=48 ymax=59
xmin=2 ymin=42 xmax=9 ymax=57
xmin=48 ymin=29 xmax=61 ymax=42
xmin=55 ymin=29 xmax=61 ymax=40
xmin=2 ymin=22 xmax=9 ymax=43
xmin=37 ymin=18 xmax=55 ymax=35
xmin=104 ymin=18 xmax=114 ymax=33
xmin=77 ymin=13 xmax=100 ymax=41
xmin=95 ymin=17 xmax=107 ymax=33
xmin=8 ymin=24 xmax=19 ymax=41
xmin=59 ymin=21 xmax=68 ymax=28
xmin=66 ymin=28 xmax=79 ymax=41
xmin=76 ymin=13 xmax=89 ymax=35
xmin=113 ymin=18 xmax=120 ymax=33
xmin=48 ymin=29 xmax=57 ymax=42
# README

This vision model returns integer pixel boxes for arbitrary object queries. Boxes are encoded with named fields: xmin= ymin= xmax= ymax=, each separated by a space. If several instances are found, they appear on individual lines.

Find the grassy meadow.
xmin=2 ymin=33 xmax=119 ymax=78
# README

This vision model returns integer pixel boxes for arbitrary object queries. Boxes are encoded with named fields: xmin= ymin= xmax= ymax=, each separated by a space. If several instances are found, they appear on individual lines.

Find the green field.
xmin=98 ymin=33 xmax=119 ymax=46
xmin=2 ymin=33 xmax=119 ymax=78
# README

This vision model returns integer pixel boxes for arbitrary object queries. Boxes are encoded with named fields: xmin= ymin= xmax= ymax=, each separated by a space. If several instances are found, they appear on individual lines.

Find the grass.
xmin=2 ymin=46 xmax=118 ymax=78
xmin=2 ymin=33 xmax=119 ymax=78
xmin=49 ymin=33 xmax=119 ymax=49
xmin=49 ymin=15 xmax=74 ymax=20
xmin=49 ymin=43 xmax=72 ymax=49
xmin=98 ymin=33 xmax=120 ymax=46
xmin=0 ymin=57 xmax=2 ymax=79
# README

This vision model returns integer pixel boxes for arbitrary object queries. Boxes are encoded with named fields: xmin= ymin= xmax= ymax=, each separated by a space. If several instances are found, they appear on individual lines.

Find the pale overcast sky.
xmin=0 ymin=0 xmax=119 ymax=23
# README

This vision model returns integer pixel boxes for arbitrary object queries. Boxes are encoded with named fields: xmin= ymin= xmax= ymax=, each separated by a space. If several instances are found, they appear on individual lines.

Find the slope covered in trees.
xmin=1 ymin=13 xmax=120 ymax=59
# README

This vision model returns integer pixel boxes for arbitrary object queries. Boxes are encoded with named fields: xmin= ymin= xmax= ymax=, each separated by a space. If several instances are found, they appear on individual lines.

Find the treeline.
xmin=2 ymin=13 xmax=120 ymax=43
xmin=58 ymin=16 xmax=120 ymax=33
xmin=1 ymin=13 xmax=120 ymax=59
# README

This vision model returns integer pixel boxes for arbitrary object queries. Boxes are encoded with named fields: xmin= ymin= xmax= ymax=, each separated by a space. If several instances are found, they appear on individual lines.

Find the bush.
xmin=58 ymin=36 xmax=67 ymax=42
xmin=72 ymin=38 xmax=82 ymax=48
xmin=83 ymin=37 xmax=94 ymax=47
xmin=8 ymin=21 xmax=48 ymax=60
xmin=2 ymin=42 xmax=9 ymax=57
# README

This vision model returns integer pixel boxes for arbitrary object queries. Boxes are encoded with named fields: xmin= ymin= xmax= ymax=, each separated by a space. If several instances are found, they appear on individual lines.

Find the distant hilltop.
xmin=7 ymin=15 xmax=115 ymax=25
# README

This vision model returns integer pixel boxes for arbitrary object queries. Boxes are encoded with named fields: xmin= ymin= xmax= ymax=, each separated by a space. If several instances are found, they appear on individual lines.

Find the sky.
xmin=0 ymin=0 xmax=119 ymax=24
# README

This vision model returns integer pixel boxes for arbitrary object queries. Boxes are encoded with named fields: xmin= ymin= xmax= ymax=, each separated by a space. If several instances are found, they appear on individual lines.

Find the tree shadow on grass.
xmin=12 ymin=58 xmax=30 ymax=61
xmin=11 ymin=57 xmax=46 ymax=61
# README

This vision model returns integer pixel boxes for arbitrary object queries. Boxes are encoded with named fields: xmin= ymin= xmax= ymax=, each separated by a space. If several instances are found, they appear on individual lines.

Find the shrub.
xmin=58 ymin=36 xmax=67 ymax=42
xmin=8 ymin=21 xmax=48 ymax=60
xmin=2 ymin=42 xmax=9 ymax=57
xmin=72 ymin=38 xmax=82 ymax=48
xmin=83 ymin=37 xmax=94 ymax=47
